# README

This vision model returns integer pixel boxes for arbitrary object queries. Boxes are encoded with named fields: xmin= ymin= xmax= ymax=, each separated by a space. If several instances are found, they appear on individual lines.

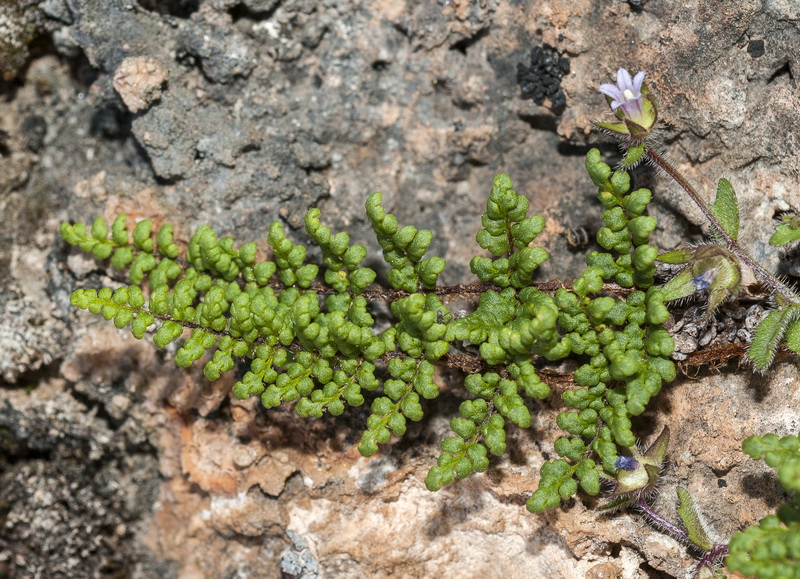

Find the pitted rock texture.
xmin=1 ymin=0 xmax=799 ymax=577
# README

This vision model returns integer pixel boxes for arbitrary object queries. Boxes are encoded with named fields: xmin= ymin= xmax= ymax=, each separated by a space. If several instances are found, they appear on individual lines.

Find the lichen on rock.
xmin=0 ymin=0 xmax=43 ymax=81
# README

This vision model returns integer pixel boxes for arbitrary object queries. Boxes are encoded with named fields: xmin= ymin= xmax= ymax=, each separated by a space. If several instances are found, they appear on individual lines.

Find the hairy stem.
xmin=644 ymin=146 xmax=800 ymax=305
xmin=696 ymin=543 xmax=729 ymax=572
xmin=634 ymin=498 xmax=689 ymax=545
xmin=635 ymin=498 xmax=729 ymax=567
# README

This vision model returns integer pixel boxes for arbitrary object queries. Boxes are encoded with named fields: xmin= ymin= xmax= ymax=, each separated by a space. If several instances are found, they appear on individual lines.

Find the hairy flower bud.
xmin=660 ymin=244 xmax=742 ymax=319
xmin=601 ymin=426 xmax=670 ymax=509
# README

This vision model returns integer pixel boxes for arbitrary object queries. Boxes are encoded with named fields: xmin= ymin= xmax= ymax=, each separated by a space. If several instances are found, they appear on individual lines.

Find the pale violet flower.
xmin=599 ymin=68 xmax=647 ymax=123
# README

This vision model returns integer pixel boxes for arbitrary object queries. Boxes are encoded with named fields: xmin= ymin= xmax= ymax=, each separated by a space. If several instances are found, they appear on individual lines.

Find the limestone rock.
xmin=1 ymin=0 xmax=798 ymax=577
xmin=113 ymin=56 xmax=169 ymax=113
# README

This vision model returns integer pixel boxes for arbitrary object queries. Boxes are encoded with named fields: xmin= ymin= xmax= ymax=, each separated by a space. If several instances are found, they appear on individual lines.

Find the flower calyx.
xmin=658 ymin=245 xmax=742 ymax=319
xmin=600 ymin=425 xmax=670 ymax=510
xmin=594 ymin=68 xmax=659 ymax=144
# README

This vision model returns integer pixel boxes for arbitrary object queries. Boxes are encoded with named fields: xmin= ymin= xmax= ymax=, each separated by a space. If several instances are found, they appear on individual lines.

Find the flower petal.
xmin=616 ymin=68 xmax=634 ymax=92
xmin=632 ymin=71 xmax=646 ymax=91
xmin=598 ymin=83 xmax=624 ymax=102
xmin=597 ymin=68 xmax=656 ymax=139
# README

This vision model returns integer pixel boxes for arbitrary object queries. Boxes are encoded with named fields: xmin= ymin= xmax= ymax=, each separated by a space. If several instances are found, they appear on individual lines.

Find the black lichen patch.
xmin=747 ymin=39 xmax=765 ymax=59
xmin=516 ymin=44 xmax=570 ymax=111
xmin=136 ymin=0 xmax=200 ymax=19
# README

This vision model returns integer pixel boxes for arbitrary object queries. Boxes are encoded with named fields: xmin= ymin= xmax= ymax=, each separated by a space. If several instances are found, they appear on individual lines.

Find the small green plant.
xmin=727 ymin=433 xmax=800 ymax=578
xmin=596 ymin=427 xmax=728 ymax=578
xmin=62 ymin=174 xmax=563 ymax=489
xmin=60 ymin=66 xmax=800 ymax=578
xmin=597 ymin=68 xmax=800 ymax=371
xmin=61 ymin=155 xmax=677 ymax=500
xmin=594 ymin=68 xmax=800 ymax=578
xmin=526 ymin=148 xmax=675 ymax=512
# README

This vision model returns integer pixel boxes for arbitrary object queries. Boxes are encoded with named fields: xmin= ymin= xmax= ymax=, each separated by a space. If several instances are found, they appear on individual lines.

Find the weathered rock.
xmin=113 ymin=56 xmax=169 ymax=113
xmin=0 ymin=1 xmax=44 ymax=81
xmin=1 ymin=0 xmax=799 ymax=577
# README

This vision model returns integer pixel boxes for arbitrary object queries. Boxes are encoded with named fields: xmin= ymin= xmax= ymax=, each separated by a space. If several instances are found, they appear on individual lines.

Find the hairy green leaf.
xmin=749 ymin=307 xmax=796 ymax=371
xmin=709 ymin=178 xmax=739 ymax=241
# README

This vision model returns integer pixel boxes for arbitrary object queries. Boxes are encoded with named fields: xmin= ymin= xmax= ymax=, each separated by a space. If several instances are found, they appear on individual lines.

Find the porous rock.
xmin=113 ymin=56 xmax=169 ymax=113
xmin=1 ymin=0 xmax=799 ymax=577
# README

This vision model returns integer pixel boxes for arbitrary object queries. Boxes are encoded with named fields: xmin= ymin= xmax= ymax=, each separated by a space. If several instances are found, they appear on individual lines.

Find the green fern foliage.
xmin=366 ymin=192 xmax=445 ymax=292
xmin=727 ymin=433 xmax=800 ymax=578
xmin=56 ymin=68 xmax=800 ymax=579
xmin=527 ymin=150 xmax=675 ymax=512
xmin=769 ymin=214 xmax=800 ymax=247
xmin=469 ymin=173 xmax=548 ymax=288
xmin=62 ymin=159 xmax=675 ymax=508
xmin=60 ymin=174 xmax=566 ymax=493
xmin=424 ymin=174 xmax=559 ymax=490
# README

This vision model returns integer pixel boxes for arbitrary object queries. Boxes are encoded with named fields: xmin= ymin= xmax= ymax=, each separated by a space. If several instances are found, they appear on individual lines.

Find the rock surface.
xmin=1 ymin=0 xmax=799 ymax=577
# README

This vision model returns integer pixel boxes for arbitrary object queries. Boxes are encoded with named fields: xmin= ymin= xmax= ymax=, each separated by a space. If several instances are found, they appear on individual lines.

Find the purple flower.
xmin=615 ymin=456 xmax=640 ymax=471
xmin=593 ymin=68 xmax=658 ymax=142
xmin=693 ymin=270 xmax=717 ymax=292
xmin=599 ymin=68 xmax=647 ymax=122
